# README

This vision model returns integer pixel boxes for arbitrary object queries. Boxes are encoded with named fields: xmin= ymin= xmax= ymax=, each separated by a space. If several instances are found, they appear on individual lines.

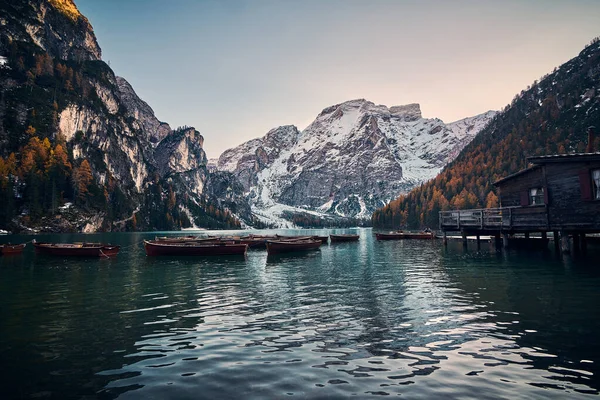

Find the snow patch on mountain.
xmin=217 ymin=99 xmax=496 ymax=227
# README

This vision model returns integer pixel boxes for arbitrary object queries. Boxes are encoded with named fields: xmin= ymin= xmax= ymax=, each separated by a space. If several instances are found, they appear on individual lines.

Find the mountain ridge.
xmin=217 ymin=99 xmax=496 ymax=227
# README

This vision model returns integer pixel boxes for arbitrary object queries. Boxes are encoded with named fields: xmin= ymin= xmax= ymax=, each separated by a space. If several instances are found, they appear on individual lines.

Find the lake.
xmin=1 ymin=229 xmax=599 ymax=399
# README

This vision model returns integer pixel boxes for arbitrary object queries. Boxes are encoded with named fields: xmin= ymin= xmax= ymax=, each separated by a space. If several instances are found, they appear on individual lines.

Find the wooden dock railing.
xmin=439 ymin=206 xmax=549 ymax=232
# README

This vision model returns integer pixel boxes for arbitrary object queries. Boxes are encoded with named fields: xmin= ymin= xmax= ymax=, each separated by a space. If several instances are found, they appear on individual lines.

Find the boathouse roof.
xmin=527 ymin=152 xmax=600 ymax=164
xmin=493 ymin=165 xmax=541 ymax=186
xmin=493 ymin=152 xmax=600 ymax=186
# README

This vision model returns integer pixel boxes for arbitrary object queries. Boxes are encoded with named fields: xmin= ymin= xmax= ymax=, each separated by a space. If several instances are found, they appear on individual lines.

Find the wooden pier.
xmin=439 ymin=207 xmax=553 ymax=249
xmin=439 ymin=151 xmax=600 ymax=253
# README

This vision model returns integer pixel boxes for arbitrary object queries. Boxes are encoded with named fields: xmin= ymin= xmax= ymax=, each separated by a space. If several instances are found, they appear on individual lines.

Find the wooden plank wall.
xmin=497 ymin=168 xmax=544 ymax=207
xmin=545 ymin=161 xmax=600 ymax=229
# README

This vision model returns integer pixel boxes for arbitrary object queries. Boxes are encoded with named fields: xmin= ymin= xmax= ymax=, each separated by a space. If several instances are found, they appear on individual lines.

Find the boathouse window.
xmin=593 ymin=169 xmax=600 ymax=200
xmin=580 ymin=169 xmax=600 ymax=201
xmin=529 ymin=187 xmax=545 ymax=205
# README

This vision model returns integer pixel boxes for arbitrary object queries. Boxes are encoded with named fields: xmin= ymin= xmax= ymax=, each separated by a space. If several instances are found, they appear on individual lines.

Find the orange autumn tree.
xmin=73 ymin=159 xmax=93 ymax=203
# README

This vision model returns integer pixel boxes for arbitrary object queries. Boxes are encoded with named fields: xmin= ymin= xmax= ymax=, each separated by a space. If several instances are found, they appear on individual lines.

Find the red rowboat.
xmin=154 ymin=236 xmax=220 ymax=243
xmin=143 ymin=240 xmax=248 ymax=256
xmin=266 ymin=239 xmax=322 ymax=255
xmin=33 ymin=242 xmax=120 ymax=257
xmin=0 ymin=243 xmax=26 ymax=255
xmin=330 ymin=234 xmax=360 ymax=242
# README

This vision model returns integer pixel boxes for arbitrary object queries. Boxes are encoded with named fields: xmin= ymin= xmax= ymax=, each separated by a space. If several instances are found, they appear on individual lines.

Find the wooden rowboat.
xmin=312 ymin=236 xmax=329 ymax=244
xmin=154 ymin=236 xmax=219 ymax=243
xmin=0 ymin=243 xmax=26 ymax=255
xmin=235 ymin=236 xmax=275 ymax=249
xmin=143 ymin=240 xmax=248 ymax=256
xmin=33 ymin=242 xmax=120 ymax=257
xmin=266 ymin=239 xmax=322 ymax=255
xmin=330 ymin=234 xmax=360 ymax=242
xmin=274 ymin=235 xmax=329 ymax=244
xmin=375 ymin=231 xmax=435 ymax=240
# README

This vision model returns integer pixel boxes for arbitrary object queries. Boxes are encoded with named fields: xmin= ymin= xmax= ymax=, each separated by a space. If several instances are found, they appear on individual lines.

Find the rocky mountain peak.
xmin=390 ymin=103 xmax=422 ymax=121
xmin=0 ymin=0 xmax=101 ymax=61
xmin=215 ymin=99 xmax=497 ymax=227
xmin=318 ymin=99 xmax=423 ymax=124
xmin=48 ymin=0 xmax=82 ymax=21
xmin=217 ymin=125 xmax=301 ymax=191
xmin=156 ymin=127 xmax=206 ymax=176
xmin=262 ymin=125 xmax=300 ymax=148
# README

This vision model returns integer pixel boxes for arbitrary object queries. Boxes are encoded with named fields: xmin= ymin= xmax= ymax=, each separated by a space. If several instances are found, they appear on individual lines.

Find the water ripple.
xmin=1 ymin=230 xmax=599 ymax=398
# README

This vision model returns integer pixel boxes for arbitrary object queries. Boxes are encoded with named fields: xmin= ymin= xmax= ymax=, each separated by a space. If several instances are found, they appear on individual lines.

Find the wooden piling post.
xmin=560 ymin=231 xmax=570 ymax=254
xmin=462 ymin=232 xmax=468 ymax=248
xmin=443 ymin=231 xmax=447 ymax=246
xmin=553 ymin=231 xmax=560 ymax=252
xmin=476 ymin=235 xmax=481 ymax=249
xmin=502 ymin=233 xmax=509 ymax=249
xmin=573 ymin=233 xmax=580 ymax=252
xmin=494 ymin=233 xmax=502 ymax=248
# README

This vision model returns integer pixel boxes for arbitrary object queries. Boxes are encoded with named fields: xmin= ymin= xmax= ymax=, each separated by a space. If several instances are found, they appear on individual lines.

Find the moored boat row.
xmin=0 ymin=231 xmax=368 ymax=258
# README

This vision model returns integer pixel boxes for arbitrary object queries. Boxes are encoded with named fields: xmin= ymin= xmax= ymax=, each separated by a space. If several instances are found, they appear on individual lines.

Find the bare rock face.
xmin=2 ymin=0 xmax=101 ymax=61
xmin=116 ymin=77 xmax=171 ymax=144
xmin=217 ymin=125 xmax=300 ymax=190
xmin=217 ymin=99 xmax=497 ymax=225
xmin=156 ymin=127 xmax=207 ymax=180
xmin=389 ymin=103 xmax=422 ymax=121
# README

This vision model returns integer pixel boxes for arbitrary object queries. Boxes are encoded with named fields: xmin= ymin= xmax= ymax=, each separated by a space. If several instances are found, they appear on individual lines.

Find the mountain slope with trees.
xmin=372 ymin=38 xmax=600 ymax=229
xmin=0 ymin=0 xmax=251 ymax=232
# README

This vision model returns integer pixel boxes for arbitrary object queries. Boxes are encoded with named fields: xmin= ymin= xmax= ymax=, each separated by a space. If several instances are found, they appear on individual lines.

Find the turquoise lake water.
xmin=1 ymin=229 xmax=599 ymax=399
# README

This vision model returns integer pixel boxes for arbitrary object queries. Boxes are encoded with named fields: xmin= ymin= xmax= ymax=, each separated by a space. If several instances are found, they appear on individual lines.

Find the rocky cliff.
xmin=0 ymin=0 xmax=247 ymax=231
xmin=218 ymin=99 xmax=496 ymax=225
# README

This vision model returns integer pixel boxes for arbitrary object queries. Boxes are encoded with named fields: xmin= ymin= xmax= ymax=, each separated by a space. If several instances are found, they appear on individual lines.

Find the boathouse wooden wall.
xmin=544 ymin=160 xmax=600 ymax=230
xmin=496 ymin=158 xmax=600 ymax=232
xmin=496 ymin=167 xmax=544 ymax=208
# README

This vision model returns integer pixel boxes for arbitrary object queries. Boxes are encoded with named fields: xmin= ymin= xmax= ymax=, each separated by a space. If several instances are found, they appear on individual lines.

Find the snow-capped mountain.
xmin=217 ymin=99 xmax=496 ymax=226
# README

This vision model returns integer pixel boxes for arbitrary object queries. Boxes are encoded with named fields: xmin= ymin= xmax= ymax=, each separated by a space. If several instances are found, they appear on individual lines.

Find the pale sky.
xmin=75 ymin=0 xmax=600 ymax=159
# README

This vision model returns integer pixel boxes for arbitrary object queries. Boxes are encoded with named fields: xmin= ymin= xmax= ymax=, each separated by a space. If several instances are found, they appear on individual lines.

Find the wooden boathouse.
xmin=439 ymin=151 xmax=600 ymax=253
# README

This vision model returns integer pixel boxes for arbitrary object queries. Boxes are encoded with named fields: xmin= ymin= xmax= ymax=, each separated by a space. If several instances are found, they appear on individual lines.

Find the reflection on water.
xmin=0 ymin=229 xmax=599 ymax=399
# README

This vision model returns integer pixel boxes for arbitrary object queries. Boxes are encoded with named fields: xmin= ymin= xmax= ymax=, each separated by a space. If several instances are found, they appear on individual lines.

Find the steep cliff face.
xmin=0 ymin=0 xmax=246 ymax=231
xmin=155 ymin=127 xmax=207 ymax=197
xmin=55 ymin=72 xmax=154 ymax=195
xmin=116 ymin=76 xmax=171 ymax=145
xmin=218 ymin=99 xmax=496 ymax=225
xmin=1 ymin=0 xmax=101 ymax=61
